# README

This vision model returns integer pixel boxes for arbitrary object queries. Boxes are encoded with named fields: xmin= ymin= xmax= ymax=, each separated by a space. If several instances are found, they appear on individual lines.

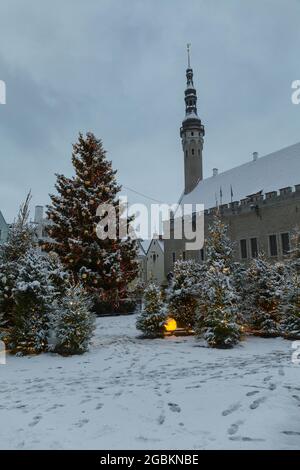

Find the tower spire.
xmin=187 ymin=43 xmax=191 ymax=68
xmin=180 ymin=47 xmax=205 ymax=194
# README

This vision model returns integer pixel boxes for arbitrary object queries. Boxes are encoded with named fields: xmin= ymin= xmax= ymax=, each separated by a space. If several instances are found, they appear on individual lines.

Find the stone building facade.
xmin=164 ymin=185 xmax=300 ymax=276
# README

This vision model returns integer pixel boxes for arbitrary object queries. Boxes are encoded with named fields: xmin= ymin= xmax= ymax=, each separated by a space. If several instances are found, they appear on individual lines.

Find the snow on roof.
xmin=180 ymin=142 xmax=300 ymax=210
xmin=0 ymin=210 xmax=7 ymax=226
xmin=139 ymin=239 xmax=151 ymax=255
xmin=147 ymin=238 xmax=164 ymax=253
xmin=157 ymin=239 xmax=164 ymax=252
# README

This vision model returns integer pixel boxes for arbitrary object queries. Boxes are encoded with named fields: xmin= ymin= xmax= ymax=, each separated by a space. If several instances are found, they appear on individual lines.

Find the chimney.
xmin=34 ymin=205 xmax=43 ymax=224
xmin=212 ymin=168 xmax=218 ymax=177
xmin=253 ymin=151 xmax=258 ymax=161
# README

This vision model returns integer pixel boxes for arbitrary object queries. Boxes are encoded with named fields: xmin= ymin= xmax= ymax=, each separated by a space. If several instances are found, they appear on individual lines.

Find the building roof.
xmin=180 ymin=142 xmax=300 ymax=209
xmin=0 ymin=210 xmax=7 ymax=227
xmin=147 ymin=238 xmax=164 ymax=254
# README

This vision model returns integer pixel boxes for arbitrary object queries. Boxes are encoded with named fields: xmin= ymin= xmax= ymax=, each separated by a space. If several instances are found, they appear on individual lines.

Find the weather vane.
xmin=187 ymin=43 xmax=191 ymax=68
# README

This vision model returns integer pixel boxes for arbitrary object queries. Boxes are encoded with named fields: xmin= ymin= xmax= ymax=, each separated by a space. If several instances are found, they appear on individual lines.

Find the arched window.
xmin=192 ymin=148 xmax=194 ymax=155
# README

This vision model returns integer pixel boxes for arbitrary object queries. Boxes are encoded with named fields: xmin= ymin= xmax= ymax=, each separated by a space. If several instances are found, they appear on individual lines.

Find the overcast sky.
xmin=0 ymin=0 xmax=299 ymax=221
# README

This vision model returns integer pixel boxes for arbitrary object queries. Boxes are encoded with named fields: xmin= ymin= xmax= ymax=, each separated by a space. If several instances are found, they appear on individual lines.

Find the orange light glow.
xmin=164 ymin=318 xmax=177 ymax=332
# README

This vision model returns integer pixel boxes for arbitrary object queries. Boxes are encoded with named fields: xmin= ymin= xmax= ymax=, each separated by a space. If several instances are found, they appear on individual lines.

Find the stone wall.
xmin=164 ymin=184 xmax=300 ymax=276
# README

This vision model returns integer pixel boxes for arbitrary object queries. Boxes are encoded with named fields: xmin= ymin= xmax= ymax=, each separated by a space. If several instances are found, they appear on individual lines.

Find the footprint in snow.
xmin=168 ymin=402 xmax=181 ymax=413
xmin=282 ymin=431 xmax=300 ymax=436
xmin=222 ymin=402 xmax=241 ymax=416
xmin=250 ymin=396 xmax=266 ymax=410
xmin=263 ymin=375 xmax=272 ymax=383
xmin=76 ymin=418 xmax=89 ymax=428
xmin=229 ymin=436 xmax=265 ymax=442
xmin=246 ymin=390 xmax=260 ymax=397
xmin=268 ymin=383 xmax=277 ymax=391
xmin=227 ymin=420 xmax=244 ymax=436
xmin=28 ymin=415 xmax=42 ymax=427
xmin=96 ymin=403 xmax=103 ymax=410
xmin=157 ymin=413 xmax=165 ymax=425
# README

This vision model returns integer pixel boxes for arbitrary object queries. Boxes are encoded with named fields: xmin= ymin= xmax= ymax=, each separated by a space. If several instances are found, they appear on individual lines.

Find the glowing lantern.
xmin=164 ymin=318 xmax=177 ymax=332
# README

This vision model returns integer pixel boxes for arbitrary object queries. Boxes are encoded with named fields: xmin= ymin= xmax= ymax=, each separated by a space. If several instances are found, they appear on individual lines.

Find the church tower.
xmin=180 ymin=44 xmax=205 ymax=194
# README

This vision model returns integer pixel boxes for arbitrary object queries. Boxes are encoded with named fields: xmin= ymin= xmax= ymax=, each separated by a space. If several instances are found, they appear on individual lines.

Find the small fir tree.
xmin=43 ymin=132 xmax=138 ymax=311
xmin=136 ymin=283 xmax=166 ymax=338
xmin=197 ymin=263 xmax=242 ymax=348
xmin=0 ymin=193 xmax=34 ymax=331
xmin=195 ymin=215 xmax=242 ymax=348
xmin=232 ymin=262 xmax=250 ymax=327
xmin=53 ymin=284 xmax=96 ymax=356
xmin=245 ymin=253 xmax=283 ymax=336
xmin=168 ymin=260 xmax=204 ymax=330
xmin=9 ymin=249 xmax=54 ymax=355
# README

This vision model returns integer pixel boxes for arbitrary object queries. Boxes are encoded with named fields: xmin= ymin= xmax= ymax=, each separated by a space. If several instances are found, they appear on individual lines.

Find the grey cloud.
xmin=0 ymin=0 xmax=299 ymax=221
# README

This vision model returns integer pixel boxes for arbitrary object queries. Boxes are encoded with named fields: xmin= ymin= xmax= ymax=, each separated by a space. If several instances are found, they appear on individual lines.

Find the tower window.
xmin=191 ymin=148 xmax=194 ymax=155
xmin=198 ymin=149 xmax=200 ymax=156
xmin=185 ymin=150 xmax=188 ymax=158
xmin=191 ymin=132 xmax=194 ymax=136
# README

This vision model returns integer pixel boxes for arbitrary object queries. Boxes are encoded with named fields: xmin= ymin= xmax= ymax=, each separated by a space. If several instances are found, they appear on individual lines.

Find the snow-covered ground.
xmin=1 ymin=314 xmax=300 ymax=450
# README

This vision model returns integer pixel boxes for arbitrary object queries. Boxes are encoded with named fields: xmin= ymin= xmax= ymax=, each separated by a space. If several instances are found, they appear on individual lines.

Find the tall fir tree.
xmin=245 ymin=253 xmax=283 ymax=336
xmin=44 ymin=132 xmax=138 ymax=312
xmin=136 ymin=283 xmax=166 ymax=338
xmin=9 ymin=249 xmax=55 ymax=355
xmin=281 ymin=227 xmax=300 ymax=339
xmin=0 ymin=193 xmax=34 ymax=331
xmin=53 ymin=284 xmax=96 ymax=356
xmin=195 ymin=215 xmax=242 ymax=348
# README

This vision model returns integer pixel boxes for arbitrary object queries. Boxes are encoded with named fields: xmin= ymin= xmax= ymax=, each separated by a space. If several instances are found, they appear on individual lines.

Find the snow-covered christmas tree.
xmin=245 ymin=253 xmax=283 ymax=337
xmin=53 ymin=284 xmax=96 ymax=356
xmin=44 ymin=132 xmax=138 ymax=312
xmin=281 ymin=227 xmax=300 ymax=339
xmin=196 ymin=215 xmax=242 ymax=348
xmin=9 ymin=249 xmax=55 ymax=355
xmin=0 ymin=193 xmax=34 ymax=331
xmin=136 ymin=283 xmax=166 ymax=338
xmin=168 ymin=260 xmax=204 ymax=331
